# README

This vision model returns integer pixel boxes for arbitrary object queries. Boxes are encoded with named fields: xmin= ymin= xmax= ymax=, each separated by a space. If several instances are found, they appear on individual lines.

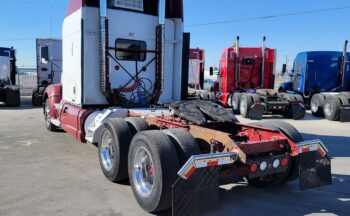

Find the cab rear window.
xmin=115 ymin=39 xmax=147 ymax=62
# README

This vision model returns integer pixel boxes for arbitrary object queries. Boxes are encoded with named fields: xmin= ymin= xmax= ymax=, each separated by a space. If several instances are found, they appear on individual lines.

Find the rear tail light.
xmin=259 ymin=161 xmax=267 ymax=171
xmin=250 ymin=163 xmax=258 ymax=172
xmin=281 ymin=157 xmax=289 ymax=167
xmin=272 ymin=159 xmax=280 ymax=168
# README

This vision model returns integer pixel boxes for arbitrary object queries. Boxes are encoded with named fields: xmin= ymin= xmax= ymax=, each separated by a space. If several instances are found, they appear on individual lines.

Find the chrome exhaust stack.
xmin=158 ymin=0 xmax=165 ymax=93
xmin=153 ymin=0 xmax=166 ymax=102
xmin=332 ymin=40 xmax=348 ymax=92
xmin=235 ymin=36 xmax=240 ymax=89
xmin=99 ymin=0 xmax=111 ymax=101
xmin=340 ymin=40 xmax=348 ymax=89
xmin=260 ymin=36 xmax=266 ymax=88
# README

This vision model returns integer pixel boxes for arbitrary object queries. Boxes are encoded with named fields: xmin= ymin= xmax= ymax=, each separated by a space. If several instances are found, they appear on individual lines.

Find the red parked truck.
xmin=188 ymin=48 xmax=215 ymax=99
xmin=216 ymin=37 xmax=305 ymax=120
xmin=43 ymin=1 xmax=331 ymax=215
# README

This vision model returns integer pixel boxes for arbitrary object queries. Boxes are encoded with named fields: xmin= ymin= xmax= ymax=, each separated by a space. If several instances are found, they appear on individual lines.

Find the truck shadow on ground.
xmin=251 ymin=112 xmax=323 ymax=121
xmin=154 ymin=174 xmax=350 ymax=216
xmin=204 ymin=173 xmax=350 ymax=216
xmin=0 ymin=97 xmax=40 ymax=110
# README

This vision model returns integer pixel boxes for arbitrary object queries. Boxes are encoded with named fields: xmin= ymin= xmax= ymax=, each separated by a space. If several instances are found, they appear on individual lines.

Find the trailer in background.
xmin=187 ymin=48 xmax=217 ymax=99
xmin=188 ymin=48 xmax=205 ymax=91
xmin=32 ymin=39 xmax=62 ymax=106
xmin=279 ymin=40 xmax=350 ymax=122
xmin=0 ymin=47 xmax=20 ymax=106
xmin=216 ymin=37 xmax=305 ymax=120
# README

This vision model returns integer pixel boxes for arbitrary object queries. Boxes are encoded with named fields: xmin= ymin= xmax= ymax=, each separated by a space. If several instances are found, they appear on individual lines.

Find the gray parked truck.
xmin=0 ymin=47 xmax=20 ymax=106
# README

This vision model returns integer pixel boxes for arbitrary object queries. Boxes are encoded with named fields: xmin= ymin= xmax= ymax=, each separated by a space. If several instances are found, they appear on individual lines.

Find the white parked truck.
xmin=0 ymin=47 xmax=20 ymax=106
xmin=42 ymin=1 xmax=332 ymax=215
xmin=32 ymin=39 xmax=62 ymax=106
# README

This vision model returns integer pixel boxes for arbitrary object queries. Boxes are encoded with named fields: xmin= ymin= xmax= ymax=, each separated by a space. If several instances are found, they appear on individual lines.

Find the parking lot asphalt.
xmin=0 ymin=97 xmax=349 ymax=216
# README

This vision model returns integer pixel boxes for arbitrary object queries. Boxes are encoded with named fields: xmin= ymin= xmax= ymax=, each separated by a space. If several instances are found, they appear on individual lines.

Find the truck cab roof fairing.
xmin=66 ymin=0 xmax=183 ymax=19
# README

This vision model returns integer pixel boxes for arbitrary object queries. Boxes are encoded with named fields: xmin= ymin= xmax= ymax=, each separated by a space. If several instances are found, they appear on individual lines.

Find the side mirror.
xmin=209 ymin=67 xmax=214 ymax=76
xmin=282 ymin=64 xmax=287 ymax=75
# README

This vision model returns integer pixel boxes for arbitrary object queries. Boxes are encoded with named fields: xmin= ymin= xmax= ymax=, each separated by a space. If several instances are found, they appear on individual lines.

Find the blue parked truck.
xmin=279 ymin=40 xmax=350 ymax=122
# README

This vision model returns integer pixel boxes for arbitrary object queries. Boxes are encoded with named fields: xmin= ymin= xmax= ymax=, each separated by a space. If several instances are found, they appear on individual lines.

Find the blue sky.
xmin=0 ymin=0 xmax=349 ymax=71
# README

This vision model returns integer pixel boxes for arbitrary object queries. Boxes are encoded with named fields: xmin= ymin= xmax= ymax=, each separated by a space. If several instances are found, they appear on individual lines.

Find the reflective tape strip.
xmin=297 ymin=139 xmax=328 ymax=157
xmin=184 ymin=165 xmax=196 ymax=179
xmin=178 ymin=152 xmax=238 ymax=180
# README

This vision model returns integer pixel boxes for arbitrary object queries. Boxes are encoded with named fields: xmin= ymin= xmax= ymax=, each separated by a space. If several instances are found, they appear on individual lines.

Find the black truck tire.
xmin=98 ymin=118 xmax=132 ymax=183
xmin=231 ymin=93 xmax=242 ymax=114
xmin=128 ymin=131 xmax=180 ymax=213
xmin=164 ymin=128 xmax=201 ymax=165
xmin=125 ymin=117 xmax=149 ymax=135
xmin=311 ymin=94 xmax=325 ymax=117
xmin=43 ymin=98 xmax=58 ymax=132
xmin=248 ymin=121 xmax=303 ymax=187
xmin=324 ymin=95 xmax=341 ymax=121
xmin=32 ymin=87 xmax=45 ymax=107
xmin=240 ymin=94 xmax=253 ymax=118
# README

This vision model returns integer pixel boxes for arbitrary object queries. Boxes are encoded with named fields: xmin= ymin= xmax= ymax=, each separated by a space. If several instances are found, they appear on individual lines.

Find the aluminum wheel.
xmin=100 ymin=130 xmax=114 ymax=172
xmin=44 ymin=100 xmax=51 ymax=127
xmin=324 ymin=100 xmax=333 ymax=117
xmin=232 ymin=96 xmax=238 ymax=110
xmin=240 ymin=98 xmax=247 ymax=115
xmin=311 ymin=97 xmax=319 ymax=113
xmin=133 ymin=146 xmax=154 ymax=197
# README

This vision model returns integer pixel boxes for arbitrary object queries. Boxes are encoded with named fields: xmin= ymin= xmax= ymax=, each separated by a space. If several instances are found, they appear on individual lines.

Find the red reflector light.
xmin=250 ymin=163 xmax=258 ymax=172
xmin=281 ymin=157 xmax=289 ymax=167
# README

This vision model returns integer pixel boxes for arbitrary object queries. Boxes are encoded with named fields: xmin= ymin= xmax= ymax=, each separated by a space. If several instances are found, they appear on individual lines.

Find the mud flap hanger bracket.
xmin=177 ymin=152 xmax=239 ymax=180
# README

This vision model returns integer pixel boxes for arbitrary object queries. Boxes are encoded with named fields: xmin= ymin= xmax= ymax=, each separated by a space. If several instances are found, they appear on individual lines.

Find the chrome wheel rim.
xmin=311 ymin=98 xmax=319 ymax=113
xmin=100 ymin=130 xmax=114 ymax=171
xmin=45 ymin=101 xmax=51 ymax=126
xmin=240 ymin=99 xmax=246 ymax=115
xmin=324 ymin=101 xmax=333 ymax=116
xmin=232 ymin=95 xmax=238 ymax=110
xmin=133 ymin=146 xmax=154 ymax=197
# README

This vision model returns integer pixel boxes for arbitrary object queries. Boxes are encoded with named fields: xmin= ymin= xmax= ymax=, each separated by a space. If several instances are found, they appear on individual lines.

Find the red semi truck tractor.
xmin=216 ymin=37 xmax=305 ymax=120
xmin=43 ymin=1 xmax=331 ymax=215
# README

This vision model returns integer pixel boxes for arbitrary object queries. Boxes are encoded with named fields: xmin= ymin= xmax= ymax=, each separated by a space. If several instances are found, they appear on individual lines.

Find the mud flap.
xmin=172 ymin=167 xmax=219 ymax=216
xmin=297 ymin=140 xmax=332 ymax=191
xmin=340 ymin=105 xmax=350 ymax=122
xmin=172 ymin=152 xmax=238 ymax=216
xmin=248 ymin=104 xmax=265 ymax=120
xmin=292 ymin=103 xmax=306 ymax=120
xmin=4 ymin=87 xmax=20 ymax=106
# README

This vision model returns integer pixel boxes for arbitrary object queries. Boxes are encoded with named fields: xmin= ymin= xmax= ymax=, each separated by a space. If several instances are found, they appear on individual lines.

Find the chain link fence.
xmin=17 ymin=68 xmax=37 ymax=96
